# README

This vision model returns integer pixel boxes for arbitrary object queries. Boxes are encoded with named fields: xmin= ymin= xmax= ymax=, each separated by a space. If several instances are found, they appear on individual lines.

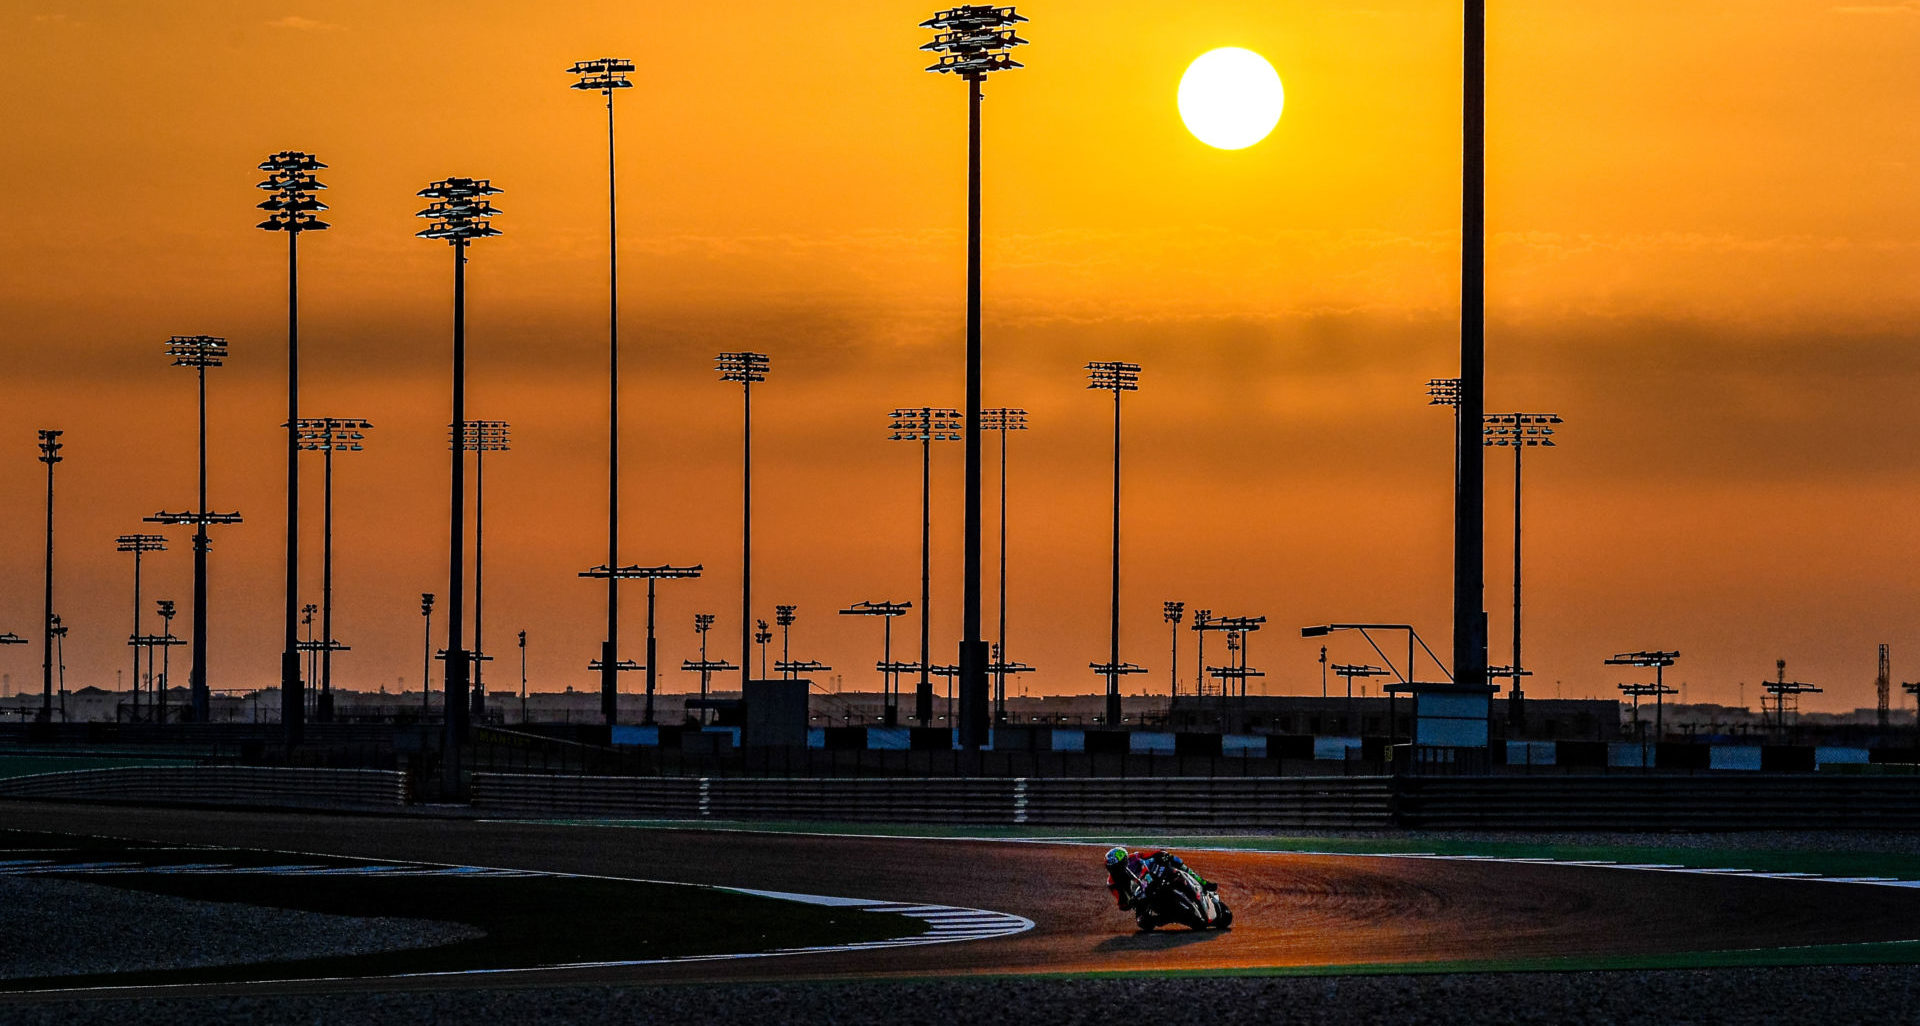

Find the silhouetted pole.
xmin=256 ymin=152 xmax=329 ymax=746
xmin=717 ymin=352 xmax=769 ymax=695
xmin=419 ymin=593 xmax=434 ymax=716
xmin=116 ymin=535 xmax=166 ymax=719
xmin=840 ymin=600 xmax=912 ymax=725
xmin=567 ymin=57 xmax=634 ymax=732
xmin=295 ymin=418 xmax=369 ymax=724
xmin=163 ymin=334 xmax=235 ymax=723
xmin=157 ymin=600 xmax=176 ymax=722
xmin=1454 ymin=0 xmax=1489 ymax=696
xmin=518 ymin=629 xmax=528 ymax=724
xmin=889 ymin=407 xmax=961 ymax=725
xmin=1163 ymin=601 xmax=1184 ymax=700
xmin=1087 ymin=361 xmax=1140 ymax=727
xmin=777 ymin=605 xmax=797 ymax=680
xmin=922 ymin=4 xmax=1028 ymax=750
xmin=417 ymin=178 xmax=502 ymax=788
xmin=458 ymin=420 xmax=509 ymax=722
xmin=1486 ymin=411 xmax=1562 ymax=729
xmin=984 ymin=407 xmax=1026 ymax=723
xmin=36 ymin=430 xmax=62 ymax=725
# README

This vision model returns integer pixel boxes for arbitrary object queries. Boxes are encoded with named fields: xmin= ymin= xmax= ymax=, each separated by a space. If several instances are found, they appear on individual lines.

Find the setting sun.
xmin=1177 ymin=47 xmax=1285 ymax=150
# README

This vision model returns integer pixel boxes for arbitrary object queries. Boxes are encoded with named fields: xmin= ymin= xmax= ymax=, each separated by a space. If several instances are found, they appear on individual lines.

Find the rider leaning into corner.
xmin=1103 ymin=845 xmax=1230 ymax=929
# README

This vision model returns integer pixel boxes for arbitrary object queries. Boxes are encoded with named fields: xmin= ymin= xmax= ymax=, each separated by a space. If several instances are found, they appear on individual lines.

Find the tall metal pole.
xmin=957 ymin=74 xmax=990 ymax=751
xmin=996 ymin=423 xmax=1008 ymax=723
xmin=283 ymin=229 xmax=303 ymax=745
xmin=39 ymin=436 xmax=58 ymax=725
xmin=131 ymin=548 xmax=143 ymax=718
xmin=190 ymin=362 xmax=210 ymax=722
xmin=602 ymin=80 xmax=621 ymax=732
xmin=741 ymin=378 xmax=752 ymax=693
xmin=1106 ymin=382 xmax=1122 ymax=727
xmin=472 ymin=441 xmax=487 ymax=721
xmin=645 ymin=579 xmax=657 ymax=725
xmin=420 ymin=596 xmax=433 ymax=717
xmin=446 ymin=238 xmax=470 ymax=765
xmin=319 ymin=440 xmax=335 ymax=722
xmin=1510 ymin=436 xmax=1523 ymax=726
xmin=1454 ymin=0 xmax=1489 ymax=693
xmin=918 ymin=424 xmax=933 ymax=725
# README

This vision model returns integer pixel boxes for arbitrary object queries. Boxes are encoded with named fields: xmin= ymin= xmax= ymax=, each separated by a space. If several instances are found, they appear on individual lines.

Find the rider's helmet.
xmin=1104 ymin=846 xmax=1129 ymax=867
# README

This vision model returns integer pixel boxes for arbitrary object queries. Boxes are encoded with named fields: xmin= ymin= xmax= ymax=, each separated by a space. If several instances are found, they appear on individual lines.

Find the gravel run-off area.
xmin=0 ymin=877 xmax=480 ymax=981
xmin=8 ymin=968 xmax=1920 ymax=1026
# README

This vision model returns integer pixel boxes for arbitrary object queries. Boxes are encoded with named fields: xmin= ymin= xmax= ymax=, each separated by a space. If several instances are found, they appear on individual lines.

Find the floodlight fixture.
xmin=35 ymin=431 xmax=63 ymax=723
xmin=567 ymin=57 xmax=635 ymax=92
xmin=718 ymin=351 xmax=771 ymax=700
xmin=920 ymin=5 xmax=1029 ymax=80
xmin=162 ymin=335 xmax=239 ymax=722
xmin=115 ymin=534 xmax=167 ymax=719
xmin=414 ymin=178 xmax=503 ymax=243
xmin=1087 ymin=361 xmax=1143 ymax=727
xmin=775 ymin=604 xmax=798 ymax=680
xmin=1163 ymin=601 xmax=1185 ymax=699
xmin=293 ymin=417 xmax=373 ymax=722
xmin=167 ymin=334 xmax=228 ymax=369
xmin=982 ymin=406 xmax=1030 ymax=723
xmin=889 ymin=406 xmax=962 ymax=724
xmin=717 ymin=350 xmax=770 ymax=384
xmin=1332 ymin=663 xmax=1390 ymax=723
xmin=254 ymin=152 xmax=330 ymax=234
xmin=1427 ymin=377 xmax=1461 ymax=408
xmin=580 ymin=563 xmax=703 ymax=725
xmin=1606 ymin=650 xmax=1679 ymax=740
xmin=452 ymin=419 xmax=508 ymax=721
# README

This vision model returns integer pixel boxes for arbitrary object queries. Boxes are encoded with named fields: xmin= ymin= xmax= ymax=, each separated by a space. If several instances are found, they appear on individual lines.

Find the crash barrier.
xmin=1391 ymin=775 xmax=1920 ymax=831
xmin=472 ymin=773 xmax=1395 ymax=829
xmin=0 ymin=765 xmax=408 ymax=810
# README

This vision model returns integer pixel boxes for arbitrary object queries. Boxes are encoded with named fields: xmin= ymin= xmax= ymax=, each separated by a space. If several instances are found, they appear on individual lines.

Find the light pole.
xmin=1192 ymin=609 xmax=1211 ymax=699
xmin=48 ymin=616 xmax=68 ymax=723
xmin=717 ymin=352 xmax=769 ymax=700
xmin=776 ymin=605 xmax=797 ymax=680
xmin=295 ymin=417 xmax=370 ymax=724
xmin=581 ymin=564 xmax=703 ymax=726
xmin=301 ymin=603 xmax=319 ymax=708
xmin=1163 ymin=601 xmax=1184 ymax=701
xmin=36 ymin=430 xmax=62 ymax=726
xmin=416 ymin=176 xmax=502 ymax=785
xmin=155 ymin=600 xmax=178 ymax=723
xmin=1455 ymin=0 xmax=1490 ymax=698
xmin=839 ymin=600 xmax=912 ymax=726
xmin=116 ymin=534 xmax=166 ymax=719
xmin=920 ymin=4 xmax=1028 ymax=751
xmin=983 ymin=407 xmax=1027 ymax=724
xmin=518 ymin=629 xmax=528 ymax=724
xmin=1303 ymin=622 xmax=1451 ymax=751
xmin=755 ymin=619 xmax=772 ymax=680
xmin=159 ymin=334 xmax=240 ymax=723
xmin=419 ymin=593 xmax=434 ymax=718
xmin=684 ymin=612 xmax=729 ymax=725
xmin=1605 ymin=650 xmax=1679 ymax=742
xmin=1486 ymin=411 xmax=1562 ymax=729
xmin=889 ymin=406 xmax=962 ymax=725
xmin=567 ymin=56 xmax=635 ymax=739
xmin=455 ymin=419 xmax=509 ymax=722
xmin=1332 ymin=663 xmax=1390 ymax=732
xmin=256 ymin=151 xmax=329 ymax=747
xmin=1087 ymin=361 xmax=1141 ymax=728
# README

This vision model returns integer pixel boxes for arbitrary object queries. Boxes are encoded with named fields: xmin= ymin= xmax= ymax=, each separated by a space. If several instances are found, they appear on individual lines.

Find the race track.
xmin=3 ymin=801 xmax=1918 ymax=997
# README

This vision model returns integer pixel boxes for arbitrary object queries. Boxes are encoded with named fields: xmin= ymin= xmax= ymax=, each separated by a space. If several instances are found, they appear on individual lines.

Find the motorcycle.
xmin=1120 ymin=855 xmax=1233 ymax=931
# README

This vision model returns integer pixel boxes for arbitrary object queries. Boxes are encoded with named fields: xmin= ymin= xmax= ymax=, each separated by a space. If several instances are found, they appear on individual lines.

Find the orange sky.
xmin=2 ymin=1 xmax=1918 ymax=713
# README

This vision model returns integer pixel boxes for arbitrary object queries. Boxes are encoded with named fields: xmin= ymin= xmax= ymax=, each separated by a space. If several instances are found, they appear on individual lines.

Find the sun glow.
xmin=1177 ymin=47 xmax=1284 ymax=151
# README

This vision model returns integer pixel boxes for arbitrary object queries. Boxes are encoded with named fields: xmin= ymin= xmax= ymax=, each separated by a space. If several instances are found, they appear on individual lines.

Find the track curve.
xmin=4 ymin=802 xmax=1919 ymax=996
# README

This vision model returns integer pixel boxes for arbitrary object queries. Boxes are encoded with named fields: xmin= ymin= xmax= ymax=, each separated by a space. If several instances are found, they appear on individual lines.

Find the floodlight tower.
xmin=115 ymin=535 xmax=166 ymax=718
xmin=684 ymin=612 xmax=732 ymax=724
xmin=566 ymin=56 xmax=636 ymax=738
xmin=1605 ymin=650 xmax=1679 ymax=739
xmin=755 ymin=619 xmax=772 ymax=679
xmin=295 ymin=417 xmax=370 ymax=722
xmin=36 ymin=430 xmax=62 ymax=725
xmin=455 ymin=419 xmax=509 ymax=720
xmin=1087 ymin=361 xmax=1141 ymax=728
xmin=776 ymin=605 xmax=797 ymax=680
xmin=982 ymin=407 xmax=1027 ymax=722
xmin=416 ymin=176 xmax=502 ymax=770
xmin=1163 ymin=601 xmax=1185 ymax=700
xmin=889 ymin=406 xmax=962 ymax=724
xmin=1455 ymin=0 xmax=1491 ymax=700
xmin=419 ymin=593 xmax=434 ymax=716
xmin=158 ymin=334 xmax=239 ymax=723
xmin=582 ymin=564 xmax=703 ymax=725
xmin=1191 ymin=609 xmax=1212 ymax=698
xmin=921 ymin=4 xmax=1028 ymax=751
xmin=717 ymin=352 xmax=770 ymax=698
xmin=256 ymin=151 xmax=329 ymax=746
xmin=156 ymin=600 xmax=177 ymax=721
xmin=1485 ymin=410 xmax=1562 ymax=728
xmin=1332 ymin=663 xmax=1390 ymax=728
xmin=840 ymin=600 xmax=912 ymax=725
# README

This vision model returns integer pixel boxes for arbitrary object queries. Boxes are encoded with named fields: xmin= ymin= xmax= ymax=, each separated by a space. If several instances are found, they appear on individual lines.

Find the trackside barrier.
xmin=471 ymin=773 xmax=1394 ymax=829
xmin=0 ymin=765 xmax=407 ymax=810
xmin=1392 ymin=775 xmax=1920 ymax=831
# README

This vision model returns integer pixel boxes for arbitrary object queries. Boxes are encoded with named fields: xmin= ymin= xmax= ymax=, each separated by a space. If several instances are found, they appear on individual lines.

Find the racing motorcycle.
xmin=1120 ymin=854 xmax=1233 ymax=931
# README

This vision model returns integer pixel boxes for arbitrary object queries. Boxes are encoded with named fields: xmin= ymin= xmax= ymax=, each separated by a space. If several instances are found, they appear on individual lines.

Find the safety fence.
xmin=471 ymin=773 xmax=1395 ymax=829
xmin=1393 ymin=775 xmax=1920 ymax=831
xmin=0 ymin=765 xmax=408 ymax=811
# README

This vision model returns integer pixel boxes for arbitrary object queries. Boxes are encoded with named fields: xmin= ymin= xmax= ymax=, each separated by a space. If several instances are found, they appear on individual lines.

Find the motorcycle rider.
xmin=1104 ymin=845 xmax=1213 ymax=910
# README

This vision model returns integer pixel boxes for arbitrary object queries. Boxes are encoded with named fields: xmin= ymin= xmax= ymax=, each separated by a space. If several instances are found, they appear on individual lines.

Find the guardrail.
xmin=0 ymin=765 xmax=408 ymax=811
xmin=472 ymin=773 xmax=1394 ymax=829
xmin=1394 ymin=775 xmax=1920 ymax=830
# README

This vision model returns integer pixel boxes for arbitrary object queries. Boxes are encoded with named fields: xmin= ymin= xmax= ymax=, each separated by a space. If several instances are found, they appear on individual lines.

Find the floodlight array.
xmin=716 ymin=351 xmax=770 ymax=384
xmin=1086 ymin=361 xmax=1141 ymax=393
xmin=166 ymin=335 xmax=228 ymax=369
xmin=415 ymin=178 xmax=503 ymax=243
xmin=255 ymin=151 xmax=330 ymax=233
xmin=921 ymin=6 xmax=1028 ymax=79
xmin=839 ymin=600 xmax=912 ymax=618
xmin=776 ymin=604 xmax=797 ymax=627
xmin=116 ymin=534 xmax=168 ymax=554
xmin=1484 ymin=412 xmax=1563 ymax=448
xmin=980 ymin=407 xmax=1028 ymax=432
xmin=566 ymin=57 xmax=635 ymax=93
xmin=454 ymin=419 xmax=511 ymax=452
xmin=1427 ymin=377 xmax=1462 ymax=408
xmin=889 ymin=406 xmax=963 ymax=442
xmin=1163 ymin=601 xmax=1185 ymax=624
xmin=294 ymin=417 xmax=372 ymax=452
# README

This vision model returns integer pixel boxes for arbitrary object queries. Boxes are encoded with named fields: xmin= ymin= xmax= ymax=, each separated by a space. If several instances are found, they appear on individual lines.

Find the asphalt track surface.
xmin=6 ymin=800 xmax=1920 ymax=1000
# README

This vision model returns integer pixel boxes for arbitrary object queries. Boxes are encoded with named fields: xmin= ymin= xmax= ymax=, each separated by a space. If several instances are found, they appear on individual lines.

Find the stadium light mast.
xmin=682 ymin=612 xmax=735 ymax=725
xmin=983 ymin=406 xmax=1027 ymax=724
xmin=158 ymin=334 xmax=240 ymax=723
xmin=1163 ymin=601 xmax=1185 ymax=701
xmin=1605 ymin=650 xmax=1679 ymax=741
xmin=582 ymin=564 xmax=703 ymax=726
xmin=1087 ymin=361 xmax=1141 ymax=727
xmin=889 ymin=406 xmax=962 ymax=725
xmin=840 ymin=600 xmax=912 ymax=725
xmin=455 ymin=419 xmax=509 ymax=721
xmin=717 ymin=352 xmax=770 ymax=697
xmin=566 ymin=56 xmax=636 ymax=739
xmin=416 ymin=176 xmax=502 ymax=783
xmin=776 ymin=605 xmax=797 ymax=680
xmin=295 ymin=417 xmax=370 ymax=723
xmin=156 ymin=600 xmax=177 ymax=721
xmin=115 ymin=534 xmax=167 ymax=718
xmin=36 ymin=430 xmax=63 ymax=725
xmin=419 ymin=593 xmax=434 ymax=717
xmin=1455 ymin=0 xmax=1491 ymax=702
xmin=1485 ymin=411 xmax=1562 ymax=729
xmin=921 ymin=4 xmax=1028 ymax=751
xmin=256 ymin=150 xmax=329 ymax=746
